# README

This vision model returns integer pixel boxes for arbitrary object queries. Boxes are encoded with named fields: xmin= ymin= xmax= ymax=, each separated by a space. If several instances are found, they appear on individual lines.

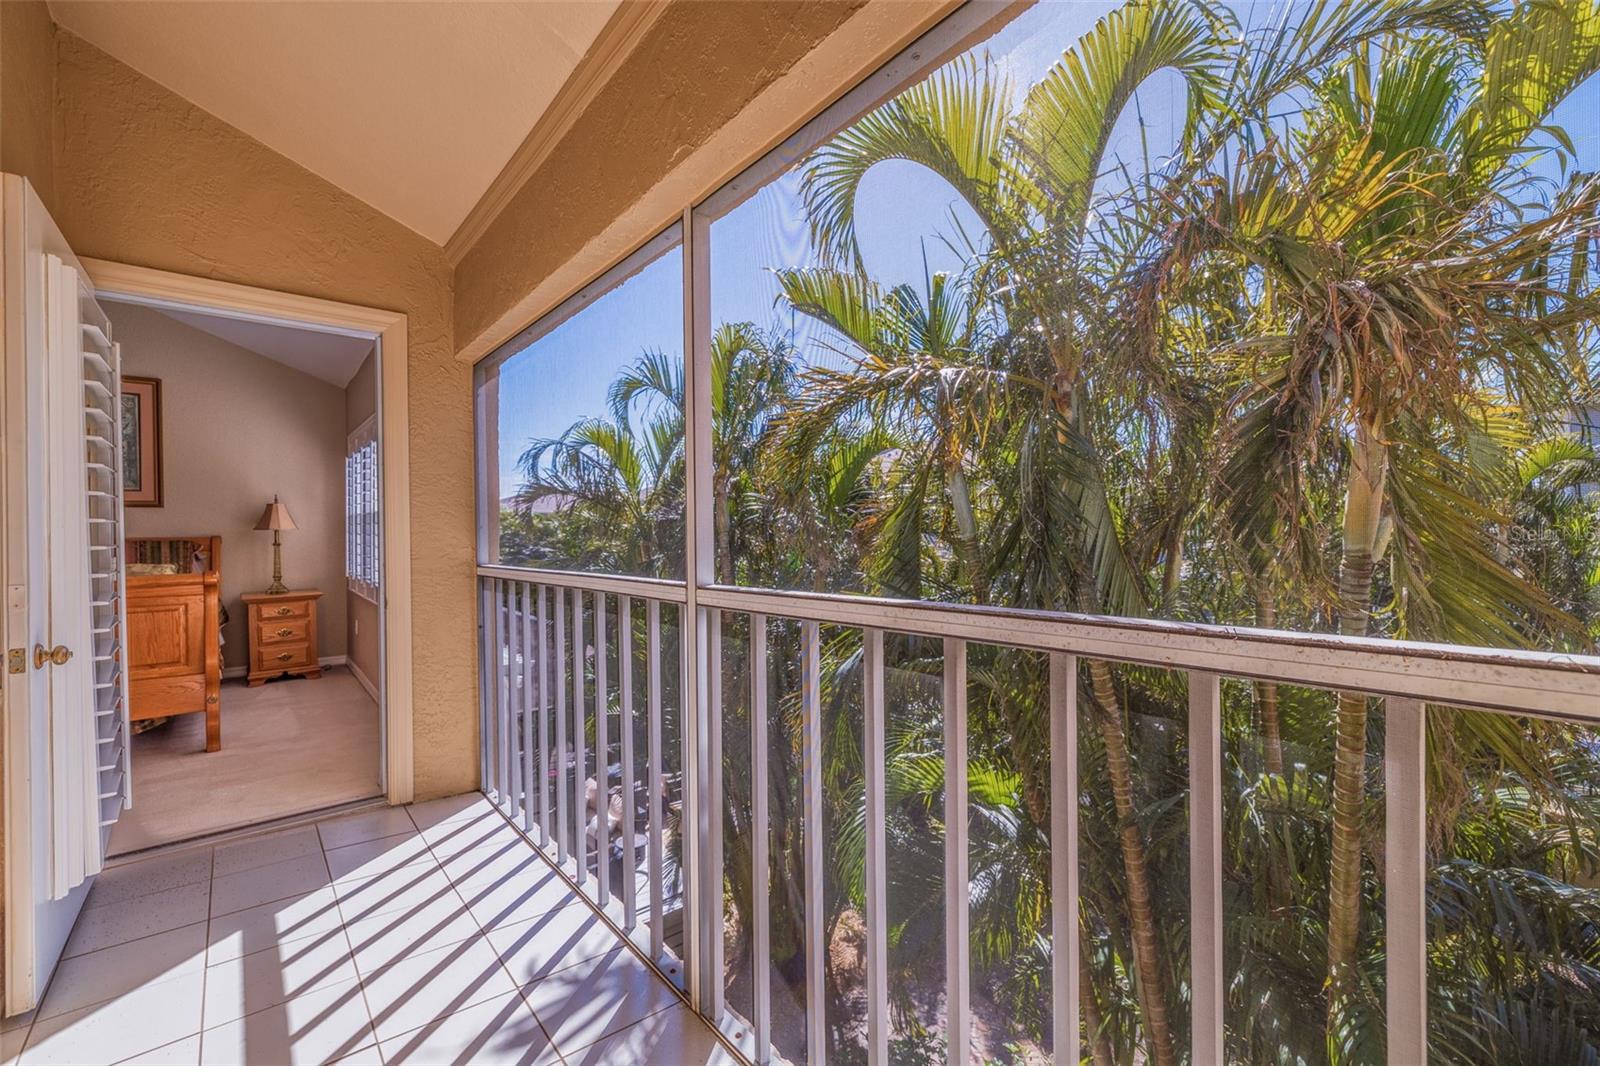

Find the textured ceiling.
xmin=50 ymin=1 xmax=621 ymax=245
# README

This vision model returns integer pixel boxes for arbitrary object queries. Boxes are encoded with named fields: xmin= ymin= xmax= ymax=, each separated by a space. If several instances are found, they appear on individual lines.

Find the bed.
xmin=125 ymin=535 xmax=224 ymax=752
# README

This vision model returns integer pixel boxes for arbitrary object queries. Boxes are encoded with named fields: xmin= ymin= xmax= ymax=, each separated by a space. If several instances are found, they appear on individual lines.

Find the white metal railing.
xmin=478 ymin=564 xmax=1600 ymax=1066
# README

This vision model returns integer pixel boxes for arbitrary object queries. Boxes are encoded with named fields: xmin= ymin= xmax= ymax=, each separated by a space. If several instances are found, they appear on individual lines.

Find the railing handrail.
xmin=479 ymin=565 xmax=1600 ymax=719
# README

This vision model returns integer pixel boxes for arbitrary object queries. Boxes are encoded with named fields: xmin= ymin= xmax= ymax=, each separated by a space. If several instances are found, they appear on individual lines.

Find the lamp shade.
xmin=254 ymin=495 xmax=297 ymax=532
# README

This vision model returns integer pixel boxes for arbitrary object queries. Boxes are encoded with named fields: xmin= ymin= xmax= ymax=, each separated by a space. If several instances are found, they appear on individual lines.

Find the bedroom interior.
xmin=103 ymin=298 xmax=385 ymax=854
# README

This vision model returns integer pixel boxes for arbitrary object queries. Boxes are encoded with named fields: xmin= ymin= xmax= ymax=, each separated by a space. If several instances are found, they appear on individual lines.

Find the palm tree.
xmin=1134 ymin=6 xmax=1600 ymax=1027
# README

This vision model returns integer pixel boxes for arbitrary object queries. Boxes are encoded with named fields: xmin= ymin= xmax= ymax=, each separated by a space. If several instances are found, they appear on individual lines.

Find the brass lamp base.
xmin=265 ymin=532 xmax=288 ymax=595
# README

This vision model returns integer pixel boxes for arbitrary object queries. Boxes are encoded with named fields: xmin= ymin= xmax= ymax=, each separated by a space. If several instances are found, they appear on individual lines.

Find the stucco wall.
xmin=344 ymin=350 xmax=382 ymax=692
xmin=50 ymin=31 xmax=475 ymax=800
xmin=109 ymin=302 xmax=349 ymax=669
xmin=0 ymin=0 xmax=56 ymax=210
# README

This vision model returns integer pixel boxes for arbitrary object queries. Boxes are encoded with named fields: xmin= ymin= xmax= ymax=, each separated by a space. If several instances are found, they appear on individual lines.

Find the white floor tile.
xmin=331 ymin=863 xmax=459 ymax=925
xmin=89 ymin=850 xmax=213 ymax=908
xmin=521 ymin=947 xmax=678 ymax=1053
xmin=453 ymin=863 xmax=580 ymax=933
xmin=1 ymin=1028 xmax=24 ymax=1066
xmin=38 ymin=923 xmax=207 ymax=1020
xmin=378 ymin=992 xmax=561 ymax=1066
xmin=198 ymin=980 xmax=375 ymax=1066
xmin=485 ymin=903 xmax=628 ymax=987
xmin=64 ymin=881 xmax=210 ymax=958
xmin=212 ymin=826 xmax=321 ymax=878
xmin=405 ymin=794 xmax=496 ymax=835
xmin=360 ymin=936 xmax=520 ymax=1042
xmin=22 ymin=971 xmax=204 ymax=1065
xmin=343 ymin=887 xmax=482 ymax=976
xmin=326 ymin=1047 xmax=385 ymax=1066
xmin=112 ymin=1033 xmax=200 ymax=1065
xmin=323 ymin=832 xmax=435 ymax=883
xmin=202 ymin=926 xmax=357 ymax=1028
xmin=438 ymin=836 xmax=567 ymax=891
xmin=209 ymin=853 xmax=330 ymax=917
xmin=317 ymin=806 xmax=417 ymax=851
xmin=205 ymin=887 xmax=345 ymax=965
xmin=424 ymin=813 xmax=524 ymax=863
xmin=561 ymin=1004 xmax=736 ymax=1066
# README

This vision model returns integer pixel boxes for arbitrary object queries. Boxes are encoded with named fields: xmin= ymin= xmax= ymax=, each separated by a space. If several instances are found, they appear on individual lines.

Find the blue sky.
xmin=493 ymin=0 xmax=1600 ymax=495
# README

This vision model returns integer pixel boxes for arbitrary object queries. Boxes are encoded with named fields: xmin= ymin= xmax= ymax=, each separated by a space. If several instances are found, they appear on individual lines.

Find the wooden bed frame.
xmin=125 ymin=535 xmax=223 ymax=752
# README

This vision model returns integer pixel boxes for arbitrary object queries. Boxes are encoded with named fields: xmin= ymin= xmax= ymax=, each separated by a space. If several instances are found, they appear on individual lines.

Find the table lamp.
xmin=254 ymin=494 xmax=297 ymax=595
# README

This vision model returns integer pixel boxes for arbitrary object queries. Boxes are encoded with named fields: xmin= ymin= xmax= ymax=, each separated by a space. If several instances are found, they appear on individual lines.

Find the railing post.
xmin=1049 ymin=652 xmax=1079 ymax=1065
xmin=520 ymin=582 xmax=535 ymax=834
xmin=802 ymin=621 xmax=825 ymax=1066
xmin=751 ymin=614 xmax=771 ymax=1064
xmin=863 ymin=627 xmax=888 ymax=1066
xmin=573 ymin=589 xmax=587 ymax=885
xmin=595 ymin=592 xmax=610 ymax=906
xmin=1387 ymin=697 xmax=1427 ymax=1065
xmin=554 ymin=588 xmax=569 ymax=864
xmin=647 ymin=599 xmax=665 ymax=959
xmin=537 ymin=585 xmax=550 ymax=847
xmin=944 ymin=638 xmax=969 ymax=1066
xmin=1189 ymin=671 xmax=1223 ymax=1065
xmin=620 ymin=595 xmax=637 ymax=930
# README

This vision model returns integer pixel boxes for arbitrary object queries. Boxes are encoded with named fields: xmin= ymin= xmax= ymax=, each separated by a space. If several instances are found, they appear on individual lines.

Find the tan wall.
xmin=51 ymin=31 xmax=476 ymax=800
xmin=0 ymin=0 xmax=56 ymax=210
xmin=109 ymin=303 xmax=348 ymax=669
xmin=344 ymin=350 xmax=382 ymax=691
xmin=453 ymin=0 xmax=866 ymax=353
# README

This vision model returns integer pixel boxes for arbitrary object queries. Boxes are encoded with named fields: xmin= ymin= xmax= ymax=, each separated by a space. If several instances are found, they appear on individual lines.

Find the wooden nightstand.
xmin=243 ymin=589 xmax=323 ymax=686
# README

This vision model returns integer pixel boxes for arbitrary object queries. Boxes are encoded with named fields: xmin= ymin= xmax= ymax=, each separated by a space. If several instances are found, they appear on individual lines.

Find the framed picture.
xmin=121 ymin=376 xmax=163 ymax=507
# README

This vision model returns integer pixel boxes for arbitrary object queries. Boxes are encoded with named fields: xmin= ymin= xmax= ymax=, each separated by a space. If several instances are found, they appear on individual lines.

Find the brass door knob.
xmin=33 ymin=644 xmax=72 ymax=668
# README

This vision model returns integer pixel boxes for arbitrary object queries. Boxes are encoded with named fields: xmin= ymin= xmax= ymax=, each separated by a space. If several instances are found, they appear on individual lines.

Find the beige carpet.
xmin=109 ymin=666 xmax=382 ymax=855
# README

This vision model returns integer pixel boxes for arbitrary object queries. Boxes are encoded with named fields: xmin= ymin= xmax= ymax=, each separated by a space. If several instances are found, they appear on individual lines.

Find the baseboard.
xmin=223 ymin=654 xmax=348 ymax=681
xmin=347 ymin=657 xmax=379 ymax=702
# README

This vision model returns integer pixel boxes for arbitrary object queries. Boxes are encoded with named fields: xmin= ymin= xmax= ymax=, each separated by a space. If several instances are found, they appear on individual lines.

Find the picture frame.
xmin=121 ymin=375 xmax=163 ymax=507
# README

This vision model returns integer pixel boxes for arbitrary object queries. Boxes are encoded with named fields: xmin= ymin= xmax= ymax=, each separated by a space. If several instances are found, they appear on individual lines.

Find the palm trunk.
xmin=1080 ymin=940 xmax=1116 ymax=1066
xmin=1254 ymin=586 xmax=1285 ymax=777
xmin=1326 ymin=424 xmax=1388 ymax=1027
xmin=947 ymin=466 xmax=991 ymax=605
xmin=1086 ymin=654 xmax=1177 ymax=1066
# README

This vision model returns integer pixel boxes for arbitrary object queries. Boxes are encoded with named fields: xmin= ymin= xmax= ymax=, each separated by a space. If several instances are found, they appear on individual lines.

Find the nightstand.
xmin=242 ymin=589 xmax=323 ymax=686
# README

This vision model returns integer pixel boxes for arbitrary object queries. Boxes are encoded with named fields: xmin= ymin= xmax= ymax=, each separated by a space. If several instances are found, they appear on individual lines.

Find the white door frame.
xmin=79 ymin=258 xmax=415 ymax=804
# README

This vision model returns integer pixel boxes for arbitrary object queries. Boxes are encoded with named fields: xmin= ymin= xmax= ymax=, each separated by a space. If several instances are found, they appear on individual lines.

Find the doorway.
xmin=83 ymin=259 xmax=416 ymax=848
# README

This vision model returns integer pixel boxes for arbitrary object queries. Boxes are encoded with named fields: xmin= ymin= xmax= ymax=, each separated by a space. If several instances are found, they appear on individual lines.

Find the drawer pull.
xmin=276 ymin=627 xmax=295 ymax=638
xmin=276 ymin=651 xmax=293 ymax=662
xmin=275 ymin=606 xmax=293 ymax=616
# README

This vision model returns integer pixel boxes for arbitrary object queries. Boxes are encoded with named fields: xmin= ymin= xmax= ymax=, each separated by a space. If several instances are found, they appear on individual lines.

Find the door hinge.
xmin=7 ymin=647 xmax=25 ymax=674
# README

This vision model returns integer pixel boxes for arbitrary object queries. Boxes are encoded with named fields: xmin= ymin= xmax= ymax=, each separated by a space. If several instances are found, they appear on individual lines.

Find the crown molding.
xmin=443 ymin=0 xmax=671 ymax=265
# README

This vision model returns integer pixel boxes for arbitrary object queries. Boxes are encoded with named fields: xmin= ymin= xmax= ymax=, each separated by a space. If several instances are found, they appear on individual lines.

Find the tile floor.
xmin=4 ymin=793 xmax=734 ymax=1065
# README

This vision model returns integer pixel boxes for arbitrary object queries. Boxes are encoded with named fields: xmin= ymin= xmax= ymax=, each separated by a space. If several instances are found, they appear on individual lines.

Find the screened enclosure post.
xmin=647 ymin=599 xmax=664 ymax=958
xmin=750 ymin=614 xmax=771 ymax=1064
xmin=1049 ymin=652 xmax=1080 ymax=1066
xmin=537 ymin=585 xmax=551 ymax=847
xmin=492 ymin=579 xmax=507 ymax=805
xmin=555 ymin=587 xmax=569 ymax=864
xmin=1386 ymin=697 xmax=1427 ymax=1065
xmin=943 ymin=637 xmax=969 ymax=1066
xmin=595 ymin=593 xmax=611 ymax=907
xmin=801 ymin=620 xmax=825 ymax=1066
xmin=1189 ymin=671 xmax=1223 ymax=1065
xmin=520 ymin=583 xmax=535 ymax=832
xmin=684 ymin=203 xmax=717 ymax=1016
xmin=573 ymin=589 xmax=588 ymax=885
xmin=620 ymin=595 xmax=637 ymax=930
xmin=863 ymin=627 xmax=888 ymax=1066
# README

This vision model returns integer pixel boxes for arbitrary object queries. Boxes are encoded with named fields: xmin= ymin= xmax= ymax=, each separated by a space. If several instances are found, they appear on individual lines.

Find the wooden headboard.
xmin=126 ymin=535 xmax=222 ymax=575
